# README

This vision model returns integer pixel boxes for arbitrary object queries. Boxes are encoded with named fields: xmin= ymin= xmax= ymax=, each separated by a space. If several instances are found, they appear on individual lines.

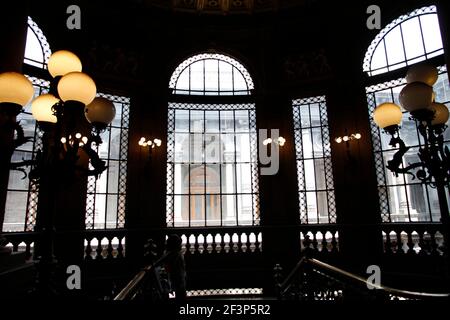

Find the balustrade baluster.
xmin=96 ymin=239 xmax=103 ymax=260
xmin=418 ymin=231 xmax=426 ymax=256
xmin=107 ymin=238 xmax=114 ymax=259
xmin=406 ymin=231 xmax=415 ymax=255
xmin=321 ymin=231 xmax=328 ymax=254
xmin=85 ymin=238 xmax=93 ymax=260
xmin=117 ymin=238 xmax=124 ymax=259
xmin=395 ymin=231 xmax=403 ymax=255
xmin=430 ymin=232 xmax=438 ymax=256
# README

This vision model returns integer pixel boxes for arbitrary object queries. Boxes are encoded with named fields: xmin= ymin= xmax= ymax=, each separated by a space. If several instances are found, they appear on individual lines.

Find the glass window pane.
xmin=190 ymin=165 xmax=205 ymax=194
xmin=237 ymin=163 xmax=252 ymax=194
xmin=205 ymin=134 xmax=220 ymax=163
xmin=235 ymin=110 xmax=249 ymax=132
xmin=304 ymin=159 xmax=316 ymax=191
xmin=420 ymin=14 xmax=443 ymax=53
xmin=233 ymin=69 xmax=247 ymax=91
xmin=236 ymin=134 xmax=250 ymax=162
xmin=309 ymin=104 xmax=321 ymax=127
xmin=221 ymin=164 xmax=235 ymax=194
xmin=190 ymin=61 xmax=204 ymax=92
xmin=176 ymin=68 xmax=190 ymax=91
xmin=190 ymin=111 xmax=204 ymax=133
xmin=109 ymin=128 xmax=121 ymax=160
xmin=174 ymin=164 xmax=189 ymax=194
xmin=311 ymin=127 xmax=323 ymax=157
xmin=221 ymin=134 xmax=235 ymax=162
xmin=24 ymin=27 xmax=44 ymax=65
xmin=107 ymin=160 xmax=119 ymax=194
xmin=314 ymin=159 xmax=326 ymax=190
xmin=219 ymin=61 xmax=233 ymax=92
xmin=96 ymin=168 xmax=108 ymax=193
xmin=385 ymin=27 xmax=406 ymax=66
xmin=237 ymin=194 xmax=253 ymax=225
xmin=175 ymin=133 xmax=189 ymax=162
xmin=299 ymin=106 xmax=310 ymax=128
xmin=106 ymin=195 xmax=118 ymax=229
xmin=222 ymin=195 xmax=236 ymax=225
xmin=205 ymin=111 xmax=219 ymax=132
xmin=306 ymin=192 xmax=318 ymax=223
xmin=204 ymin=59 xmax=219 ymax=92
xmin=220 ymin=111 xmax=234 ymax=132
xmin=206 ymin=194 xmax=221 ymax=226
xmin=174 ymin=195 xmax=189 ymax=227
xmin=401 ymin=17 xmax=425 ymax=60
xmin=317 ymin=191 xmax=328 ymax=223
xmin=8 ymin=151 xmax=32 ymax=190
xmin=190 ymin=195 xmax=205 ymax=226
xmin=3 ymin=191 xmax=27 ymax=232
xmin=175 ymin=110 xmax=189 ymax=132
xmin=302 ymin=129 xmax=313 ymax=158
xmin=94 ymin=194 xmax=106 ymax=228
xmin=190 ymin=133 xmax=203 ymax=163
xmin=371 ymin=41 xmax=388 ymax=71
xmin=205 ymin=165 xmax=220 ymax=194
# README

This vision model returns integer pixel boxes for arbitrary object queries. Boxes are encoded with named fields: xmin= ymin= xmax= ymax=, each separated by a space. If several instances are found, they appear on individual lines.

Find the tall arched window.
xmin=366 ymin=5 xmax=449 ymax=223
xmin=166 ymin=53 xmax=259 ymax=227
xmin=2 ymin=17 xmax=52 ymax=232
xmin=24 ymin=16 xmax=52 ymax=69
xmin=363 ymin=6 xmax=443 ymax=76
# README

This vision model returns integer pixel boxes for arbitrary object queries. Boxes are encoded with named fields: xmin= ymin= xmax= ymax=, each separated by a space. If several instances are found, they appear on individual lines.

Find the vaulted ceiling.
xmin=137 ymin=0 xmax=314 ymax=14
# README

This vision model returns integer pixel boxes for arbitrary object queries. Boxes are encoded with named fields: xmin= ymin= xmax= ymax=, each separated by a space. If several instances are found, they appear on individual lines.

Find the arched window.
xmin=169 ymin=53 xmax=254 ymax=96
xmin=24 ymin=16 xmax=52 ymax=69
xmin=166 ymin=53 xmax=259 ymax=227
xmin=366 ymin=6 xmax=449 ymax=223
xmin=363 ymin=5 xmax=443 ymax=76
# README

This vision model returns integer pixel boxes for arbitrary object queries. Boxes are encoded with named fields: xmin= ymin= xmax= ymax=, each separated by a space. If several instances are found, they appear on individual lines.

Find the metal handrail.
xmin=280 ymin=257 xmax=450 ymax=300
xmin=114 ymin=265 xmax=153 ymax=301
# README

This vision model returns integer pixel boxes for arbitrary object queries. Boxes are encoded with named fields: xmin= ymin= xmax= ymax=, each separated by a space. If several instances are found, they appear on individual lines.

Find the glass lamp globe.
xmin=48 ymin=50 xmax=82 ymax=78
xmin=405 ymin=64 xmax=438 ymax=86
xmin=57 ymin=72 xmax=97 ymax=105
xmin=399 ymin=82 xmax=434 ymax=112
xmin=430 ymin=102 xmax=449 ymax=126
xmin=31 ymin=94 xmax=59 ymax=123
xmin=85 ymin=97 xmax=116 ymax=126
xmin=0 ymin=72 xmax=34 ymax=107
xmin=373 ymin=103 xmax=403 ymax=129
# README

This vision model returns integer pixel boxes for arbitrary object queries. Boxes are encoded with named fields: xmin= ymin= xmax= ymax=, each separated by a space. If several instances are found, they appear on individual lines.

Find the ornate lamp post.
xmin=373 ymin=64 xmax=450 ymax=257
xmin=0 ymin=50 xmax=116 ymax=279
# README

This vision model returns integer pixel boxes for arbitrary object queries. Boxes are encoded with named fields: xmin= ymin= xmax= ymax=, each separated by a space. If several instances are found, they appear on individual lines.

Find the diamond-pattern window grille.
xmin=2 ymin=76 xmax=49 ymax=232
xmin=166 ymin=102 xmax=260 ymax=227
xmin=366 ymin=65 xmax=449 ymax=223
xmin=363 ymin=5 xmax=443 ymax=76
xmin=292 ymin=95 xmax=336 ymax=224
xmin=169 ymin=53 xmax=254 ymax=96
xmin=85 ymin=94 xmax=130 ymax=229
xmin=24 ymin=16 xmax=52 ymax=69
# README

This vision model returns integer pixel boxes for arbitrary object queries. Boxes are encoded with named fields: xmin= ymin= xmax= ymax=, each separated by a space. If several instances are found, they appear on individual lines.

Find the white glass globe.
xmin=0 ymin=72 xmax=34 ymax=107
xmin=48 ymin=50 xmax=82 ymax=78
xmin=85 ymin=97 xmax=116 ymax=126
xmin=373 ymin=103 xmax=403 ymax=129
xmin=31 ymin=94 xmax=59 ymax=123
xmin=57 ymin=72 xmax=97 ymax=105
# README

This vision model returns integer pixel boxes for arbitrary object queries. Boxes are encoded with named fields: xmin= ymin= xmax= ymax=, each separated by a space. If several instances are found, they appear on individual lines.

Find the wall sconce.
xmin=335 ymin=133 xmax=361 ymax=144
xmin=139 ymin=137 xmax=162 ymax=161
xmin=263 ymin=136 xmax=286 ymax=146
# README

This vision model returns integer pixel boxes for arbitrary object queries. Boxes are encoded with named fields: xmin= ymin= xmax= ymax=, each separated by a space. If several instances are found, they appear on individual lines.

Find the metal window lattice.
xmin=363 ymin=5 xmax=441 ymax=76
xmin=169 ymin=53 xmax=254 ymax=94
xmin=292 ymin=96 xmax=336 ymax=224
xmin=166 ymin=102 xmax=259 ymax=227
xmin=85 ymin=94 xmax=130 ymax=229
xmin=366 ymin=66 xmax=449 ymax=223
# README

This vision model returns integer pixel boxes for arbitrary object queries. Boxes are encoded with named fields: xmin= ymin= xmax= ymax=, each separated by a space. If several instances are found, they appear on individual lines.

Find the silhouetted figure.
xmin=157 ymin=234 xmax=187 ymax=300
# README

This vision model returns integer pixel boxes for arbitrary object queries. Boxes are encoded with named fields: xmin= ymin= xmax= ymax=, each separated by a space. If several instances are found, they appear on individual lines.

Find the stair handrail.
xmin=114 ymin=264 xmax=153 ymax=300
xmin=277 ymin=257 xmax=450 ymax=300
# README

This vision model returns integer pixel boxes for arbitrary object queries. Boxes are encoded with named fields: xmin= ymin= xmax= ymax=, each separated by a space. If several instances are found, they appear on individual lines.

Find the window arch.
xmin=169 ymin=53 xmax=254 ymax=96
xmin=363 ymin=5 xmax=444 ymax=76
xmin=24 ymin=16 xmax=52 ymax=69
xmin=365 ymin=6 xmax=449 ymax=223
xmin=166 ymin=53 xmax=259 ymax=227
